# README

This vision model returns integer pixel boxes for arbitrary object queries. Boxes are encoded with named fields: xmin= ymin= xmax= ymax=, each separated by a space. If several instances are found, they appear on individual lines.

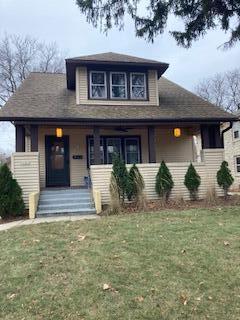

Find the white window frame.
xmin=233 ymin=130 xmax=240 ymax=140
xmin=110 ymin=72 xmax=127 ymax=100
xmin=130 ymin=72 xmax=147 ymax=100
xmin=124 ymin=137 xmax=140 ymax=164
xmin=232 ymin=122 xmax=240 ymax=141
xmin=235 ymin=156 xmax=240 ymax=174
xmin=89 ymin=71 xmax=107 ymax=99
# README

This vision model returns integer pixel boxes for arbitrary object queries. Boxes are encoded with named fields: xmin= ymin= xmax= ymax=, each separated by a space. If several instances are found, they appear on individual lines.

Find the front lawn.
xmin=0 ymin=208 xmax=239 ymax=319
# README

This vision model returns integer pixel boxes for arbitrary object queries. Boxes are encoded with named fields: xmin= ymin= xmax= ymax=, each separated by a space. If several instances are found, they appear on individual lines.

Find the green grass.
xmin=0 ymin=208 xmax=240 ymax=320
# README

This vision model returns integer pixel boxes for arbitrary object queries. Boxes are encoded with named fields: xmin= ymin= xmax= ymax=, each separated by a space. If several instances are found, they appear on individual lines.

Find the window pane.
xmin=236 ymin=157 xmax=240 ymax=165
xmin=132 ymin=86 xmax=145 ymax=99
xmin=132 ymin=74 xmax=144 ymax=86
xmin=112 ymin=86 xmax=126 ymax=98
xmin=112 ymin=73 xmax=125 ymax=85
xmin=237 ymin=165 xmax=240 ymax=173
xmin=125 ymin=139 xmax=139 ymax=164
xmin=91 ymin=85 xmax=106 ymax=98
xmin=234 ymin=131 xmax=239 ymax=139
xmin=91 ymin=72 xmax=105 ymax=84
xmin=107 ymin=138 xmax=121 ymax=164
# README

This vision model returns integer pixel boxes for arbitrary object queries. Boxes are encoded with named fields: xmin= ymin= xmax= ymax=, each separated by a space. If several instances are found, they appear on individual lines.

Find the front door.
xmin=45 ymin=136 xmax=70 ymax=187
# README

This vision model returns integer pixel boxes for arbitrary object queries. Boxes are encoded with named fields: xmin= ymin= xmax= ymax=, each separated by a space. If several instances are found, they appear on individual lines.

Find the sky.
xmin=0 ymin=0 xmax=239 ymax=153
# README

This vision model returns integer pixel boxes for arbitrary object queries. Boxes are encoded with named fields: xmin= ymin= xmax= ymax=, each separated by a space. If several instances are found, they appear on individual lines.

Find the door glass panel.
xmin=107 ymin=138 xmax=121 ymax=164
xmin=51 ymin=142 xmax=64 ymax=170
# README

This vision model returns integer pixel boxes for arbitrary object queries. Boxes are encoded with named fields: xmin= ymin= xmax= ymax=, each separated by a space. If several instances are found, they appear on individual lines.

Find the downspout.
xmin=221 ymin=121 xmax=233 ymax=147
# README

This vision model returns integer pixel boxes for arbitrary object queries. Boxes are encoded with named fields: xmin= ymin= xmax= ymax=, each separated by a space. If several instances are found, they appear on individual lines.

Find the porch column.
xmin=15 ymin=125 xmax=25 ymax=152
xmin=93 ymin=126 xmax=101 ymax=165
xmin=30 ymin=125 xmax=38 ymax=152
xmin=148 ymin=126 xmax=156 ymax=163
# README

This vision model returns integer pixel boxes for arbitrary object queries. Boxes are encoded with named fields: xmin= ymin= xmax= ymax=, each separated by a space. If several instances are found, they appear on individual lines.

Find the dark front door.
xmin=45 ymin=136 xmax=70 ymax=187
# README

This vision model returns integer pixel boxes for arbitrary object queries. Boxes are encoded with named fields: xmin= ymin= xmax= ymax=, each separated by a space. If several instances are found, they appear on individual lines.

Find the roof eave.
xmin=0 ymin=116 xmax=237 ymax=123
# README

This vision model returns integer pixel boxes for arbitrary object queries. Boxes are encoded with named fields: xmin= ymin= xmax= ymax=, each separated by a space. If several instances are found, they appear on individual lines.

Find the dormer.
xmin=65 ymin=52 xmax=169 ymax=106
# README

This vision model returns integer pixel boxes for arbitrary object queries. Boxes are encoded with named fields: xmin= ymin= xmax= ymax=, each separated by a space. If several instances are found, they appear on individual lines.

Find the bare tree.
xmin=0 ymin=34 xmax=65 ymax=106
xmin=196 ymin=69 xmax=240 ymax=113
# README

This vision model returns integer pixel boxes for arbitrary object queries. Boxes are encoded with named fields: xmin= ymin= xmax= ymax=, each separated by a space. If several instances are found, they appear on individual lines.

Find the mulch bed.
xmin=102 ymin=194 xmax=240 ymax=215
xmin=0 ymin=211 xmax=29 ymax=224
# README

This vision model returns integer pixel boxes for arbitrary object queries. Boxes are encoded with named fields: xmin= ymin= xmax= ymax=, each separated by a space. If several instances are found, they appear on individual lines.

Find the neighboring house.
xmin=224 ymin=113 xmax=240 ymax=190
xmin=0 ymin=52 xmax=237 ymax=216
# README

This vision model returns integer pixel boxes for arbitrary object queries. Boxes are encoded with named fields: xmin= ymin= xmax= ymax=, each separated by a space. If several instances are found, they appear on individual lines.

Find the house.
xmin=0 ymin=52 xmax=237 ymax=217
xmin=224 ymin=112 xmax=240 ymax=190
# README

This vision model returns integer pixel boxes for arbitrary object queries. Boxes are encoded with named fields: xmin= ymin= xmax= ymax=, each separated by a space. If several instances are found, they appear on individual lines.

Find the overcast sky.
xmin=0 ymin=0 xmax=239 ymax=153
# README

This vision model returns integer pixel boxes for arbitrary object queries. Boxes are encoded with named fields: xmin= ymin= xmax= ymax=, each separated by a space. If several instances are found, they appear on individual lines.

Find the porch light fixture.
xmin=56 ymin=128 xmax=63 ymax=138
xmin=174 ymin=128 xmax=181 ymax=138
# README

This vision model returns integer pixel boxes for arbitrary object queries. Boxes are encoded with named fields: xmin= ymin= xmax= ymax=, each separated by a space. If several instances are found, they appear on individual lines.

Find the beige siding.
xmin=11 ymin=152 xmax=40 ymax=208
xmin=91 ymin=149 xmax=224 ymax=204
xmin=224 ymin=128 xmax=240 ymax=190
xmin=156 ymin=128 xmax=195 ymax=162
xmin=76 ymin=67 xmax=159 ymax=106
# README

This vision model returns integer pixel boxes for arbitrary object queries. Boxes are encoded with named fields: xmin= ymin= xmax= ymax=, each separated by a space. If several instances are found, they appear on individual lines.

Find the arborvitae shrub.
xmin=112 ymin=154 xmax=129 ymax=203
xmin=0 ymin=164 xmax=25 ymax=219
xmin=155 ymin=161 xmax=174 ymax=201
xmin=184 ymin=163 xmax=201 ymax=200
xmin=217 ymin=161 xmax=234 ymax=199
xmin=127 ymin=164 xmax=145 ymax=201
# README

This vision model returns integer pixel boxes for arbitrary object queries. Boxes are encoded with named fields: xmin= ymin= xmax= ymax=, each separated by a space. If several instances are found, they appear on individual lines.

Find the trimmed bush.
xmin=126 ymin=164 xmax=145 ymax=201
xmin=112 ymin=154 xmax=129 ymax=203
xmin=217 ymin=161 xmax=234 ymax=199
xmin=184 ymin=163 xmax=201 ymax=200
xmin=155 ymin=161 xmax=174 ymax=201
xmin=0 ymin=164 xmax=25 ymax=219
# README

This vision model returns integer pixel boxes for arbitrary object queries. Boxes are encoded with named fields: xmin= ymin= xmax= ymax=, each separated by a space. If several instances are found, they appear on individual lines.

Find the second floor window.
xmin=130 ymin=73 xmax=146 ymax=99
xmin=110 ymin=72 xmax=127 ymax=99
xmin=90 ymin=71 xmax=107 ymax=99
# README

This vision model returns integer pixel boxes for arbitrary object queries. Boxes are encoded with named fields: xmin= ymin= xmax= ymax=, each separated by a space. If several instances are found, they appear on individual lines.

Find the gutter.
xmin=221 ymin=121 xmax=233 ymax=146
xmin=0 ymin=116 xmax=238 ymax=123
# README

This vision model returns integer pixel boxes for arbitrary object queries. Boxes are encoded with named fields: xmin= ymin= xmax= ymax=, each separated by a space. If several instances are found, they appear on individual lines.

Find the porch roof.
xmin=0 ymin=72 xmax=236 ymax=123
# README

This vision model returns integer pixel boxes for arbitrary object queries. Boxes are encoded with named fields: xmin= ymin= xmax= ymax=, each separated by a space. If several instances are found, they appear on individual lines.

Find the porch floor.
xmin=36 ymin=188 xmax=96 ymax=217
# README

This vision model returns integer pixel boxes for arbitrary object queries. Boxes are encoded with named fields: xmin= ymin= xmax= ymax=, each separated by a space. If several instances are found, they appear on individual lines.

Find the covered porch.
xmin=15 ymin=121 xmax=223 ymax=190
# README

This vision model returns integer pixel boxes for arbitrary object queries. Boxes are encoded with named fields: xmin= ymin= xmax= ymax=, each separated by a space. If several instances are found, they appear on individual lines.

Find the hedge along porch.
xmin=90 ymin=149 xmax=225 ymax=204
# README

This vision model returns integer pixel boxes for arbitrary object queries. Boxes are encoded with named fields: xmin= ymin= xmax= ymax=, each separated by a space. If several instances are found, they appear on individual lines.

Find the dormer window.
xmin=130 ymin=73 xmax=146 ymax=99
xmin=88 ymin=69 xmax=148 ymax=100
xmin=110 ymin=72 xmax=127 ymax=99
xmin=90 ymin=71 xmax=107 ymax=99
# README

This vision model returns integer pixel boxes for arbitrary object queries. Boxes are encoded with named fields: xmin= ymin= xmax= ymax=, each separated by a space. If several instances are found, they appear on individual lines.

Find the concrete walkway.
xmin=0 ymin=215 xmax=99 ymax=231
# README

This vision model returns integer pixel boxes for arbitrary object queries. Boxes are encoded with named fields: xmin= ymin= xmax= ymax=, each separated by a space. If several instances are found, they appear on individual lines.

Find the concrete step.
xmin=40 ymin=189 xmax=91 ymax=196
xmin=36 ymin=207 xmax=96 ymax=217
xmin=38 ymin=202 xmax=93 ymax=211
xmin=37 ymin=188 xmax=96 ymax=217
xmin=39 ymin=197 xmax=92 ymax=205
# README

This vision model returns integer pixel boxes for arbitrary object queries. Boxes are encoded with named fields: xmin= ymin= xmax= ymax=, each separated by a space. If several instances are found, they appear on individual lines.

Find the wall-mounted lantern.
xmin=174 ymin=128 xmax=181 ymax=138
xmin=56 ymin=128 xmax=63 ymax=138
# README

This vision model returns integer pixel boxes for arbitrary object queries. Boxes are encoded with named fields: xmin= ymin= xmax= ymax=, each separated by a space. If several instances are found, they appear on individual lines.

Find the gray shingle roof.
xmin=0 ymin=72 xmax=236 ymax=122
xmin=66 ymin=52 xmax=167 ymax=65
